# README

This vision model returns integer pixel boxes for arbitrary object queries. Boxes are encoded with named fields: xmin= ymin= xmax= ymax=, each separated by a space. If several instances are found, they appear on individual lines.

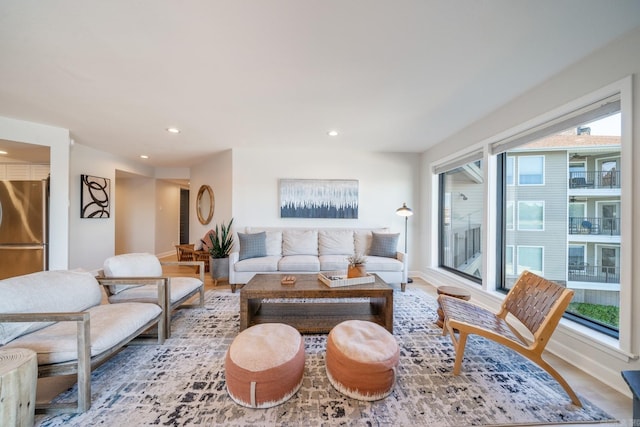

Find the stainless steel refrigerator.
xmin=0 ymin=180 xmax=48 ymax=280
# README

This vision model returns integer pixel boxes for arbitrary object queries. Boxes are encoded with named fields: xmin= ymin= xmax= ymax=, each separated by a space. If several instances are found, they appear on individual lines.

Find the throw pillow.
xmin=238 ymin=232 xmax=267 ymax=261
xmin=368 ymin=232 xmax=400 ymax=258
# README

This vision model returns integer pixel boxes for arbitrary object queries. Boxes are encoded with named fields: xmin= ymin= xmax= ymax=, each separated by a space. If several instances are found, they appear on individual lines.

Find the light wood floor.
xmin=37 ymin=260 xmax=633 ymax=426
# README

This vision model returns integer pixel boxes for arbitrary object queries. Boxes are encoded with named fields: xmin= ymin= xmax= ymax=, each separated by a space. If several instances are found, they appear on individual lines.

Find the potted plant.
xmin=346 ymin=252 xmax=367 ymax=278
xmin=208 ymin=218 xmax=234 ymax=280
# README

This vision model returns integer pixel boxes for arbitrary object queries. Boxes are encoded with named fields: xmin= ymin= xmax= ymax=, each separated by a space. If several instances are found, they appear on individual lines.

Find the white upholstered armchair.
xmin=97 ymin=253 xmax=205 ymax=339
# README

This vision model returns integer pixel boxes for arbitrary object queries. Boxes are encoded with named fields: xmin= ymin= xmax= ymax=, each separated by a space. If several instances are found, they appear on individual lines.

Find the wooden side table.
xmin=0 ymin=348 xmax=37 ymax=427
xmin=436 ymin=285 xmax=471 ymax=328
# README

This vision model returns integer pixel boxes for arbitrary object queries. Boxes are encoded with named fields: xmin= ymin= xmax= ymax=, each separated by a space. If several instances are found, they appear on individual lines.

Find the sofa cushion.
xmin=319 ymin=255 xmax=350 ymax=271
xmin=369 ymin=233 xmax=400 ymax=258
xmin=365 ymin=256 xmax=403 ymax=272
xmin=107 ymin=277 xmax=202 ymax=305
xmin=238 ymin=232 xmax=267 ymax=261
xmin=319 ymin=230 xmax=354 ymax=256
xmin=2 ymin=302 xmax=162 ymax=365
xmin=282 ymin=230 xmax=318 ymax=256
xmin=103 ymin=253 xmax=163 ymax=294
xmin=235 ymin=256 xmax=280 ymax=273
xmin=279 ymin=255 xmax=320 ymax=272
xmin=265 ymin=231 xmax=283 ymax=257
xmin=0 ymin=270 xmax=103 ymax=346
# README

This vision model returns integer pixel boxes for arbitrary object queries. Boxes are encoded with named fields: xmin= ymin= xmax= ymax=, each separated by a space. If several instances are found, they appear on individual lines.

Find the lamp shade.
xmin=396 ymin=203 xmax=413 ymax=217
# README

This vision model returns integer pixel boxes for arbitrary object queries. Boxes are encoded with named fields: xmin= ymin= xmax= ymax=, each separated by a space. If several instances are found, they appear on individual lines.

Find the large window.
xmin=436 ymin=93 xmax=623 ymax=337
xmin=496 ymin=100 xmax=621 ymax=337
xmin=438 ymin=159 xmax=483 ymax=282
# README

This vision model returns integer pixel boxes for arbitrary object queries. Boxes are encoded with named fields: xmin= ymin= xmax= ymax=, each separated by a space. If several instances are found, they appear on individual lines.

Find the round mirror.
xmin=196 ymin=185 xmax=214 ymax=225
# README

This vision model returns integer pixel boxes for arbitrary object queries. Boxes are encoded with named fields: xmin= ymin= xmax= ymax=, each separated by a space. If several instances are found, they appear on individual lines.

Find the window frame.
xmin=431 ymin=77 xmax=631 ymax=352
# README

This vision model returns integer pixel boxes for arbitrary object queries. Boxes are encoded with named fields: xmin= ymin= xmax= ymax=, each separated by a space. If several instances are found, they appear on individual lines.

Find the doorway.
xmin=180 ymin=188 xmax=190 ymax=244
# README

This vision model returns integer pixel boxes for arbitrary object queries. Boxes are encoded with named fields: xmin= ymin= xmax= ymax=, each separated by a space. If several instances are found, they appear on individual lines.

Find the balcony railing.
xmin=569 ymin=170 xmax=620 ymax=189
xmin=568 ymin=216 xmax=620 ymax=235
xmin=568 ymin=264 xmax=619 ymax=283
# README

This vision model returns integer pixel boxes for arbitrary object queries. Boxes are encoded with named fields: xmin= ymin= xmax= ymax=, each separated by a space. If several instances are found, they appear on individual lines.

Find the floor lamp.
xmin=396 ymin=203 xmax=413 ymax=283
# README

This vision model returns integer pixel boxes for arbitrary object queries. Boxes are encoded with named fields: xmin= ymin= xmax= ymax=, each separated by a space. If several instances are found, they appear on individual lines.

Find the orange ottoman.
xmin=225 ymin=323 xmax=305 ymax=408
xmin=326 ymin=320 xmax=399 ymax=401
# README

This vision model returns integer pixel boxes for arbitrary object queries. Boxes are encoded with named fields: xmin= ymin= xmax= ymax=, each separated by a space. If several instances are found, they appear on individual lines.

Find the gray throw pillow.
xmin=368 ymin=232 xmax=400 ymax=258
xmin=238 ymin=232 xmax=267 ymax=261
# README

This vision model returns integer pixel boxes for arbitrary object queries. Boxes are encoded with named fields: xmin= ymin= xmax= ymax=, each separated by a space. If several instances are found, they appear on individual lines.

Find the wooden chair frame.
xmin=97 ymin=260 xmax=205 ymax=340
xmin=0 ymin=281 xmax=165 ymax=414
xmin=439 ymin=270 xmax=581 ymax=407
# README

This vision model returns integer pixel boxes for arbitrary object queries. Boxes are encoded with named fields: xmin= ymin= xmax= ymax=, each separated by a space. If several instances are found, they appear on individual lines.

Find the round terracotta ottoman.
xmin=325 ymin=320 xmax=399 ymax=401
xmin=225 ymin=323 xmax=305 ymax=408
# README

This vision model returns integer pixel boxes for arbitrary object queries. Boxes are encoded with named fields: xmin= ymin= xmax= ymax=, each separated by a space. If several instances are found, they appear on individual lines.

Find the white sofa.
xmin=229 ymin=227 xmax=408 ymax=292
xmin=0 ymin=270 xmax=165 ymax=413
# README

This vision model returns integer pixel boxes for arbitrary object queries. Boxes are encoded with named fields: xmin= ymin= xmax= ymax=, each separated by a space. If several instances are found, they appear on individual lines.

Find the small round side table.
xmin=436 ymin=285 xmax=471 ymax=328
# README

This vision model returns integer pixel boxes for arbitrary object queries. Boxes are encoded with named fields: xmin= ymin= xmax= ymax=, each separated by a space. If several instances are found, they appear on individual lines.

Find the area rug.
xmin=35 ymin=288 xmax=614 ymax=427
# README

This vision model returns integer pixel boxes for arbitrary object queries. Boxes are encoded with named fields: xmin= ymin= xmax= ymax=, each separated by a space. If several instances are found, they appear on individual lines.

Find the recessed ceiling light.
xmin=166 ymin=127 xmax=180 ymax=134
xmin=140 ymin=155 xmax=149 ymax=159
xmin=0 ymin=150 xmax=7 ymax=155
xmin=327 ymin=130 xmax=339 ymax=137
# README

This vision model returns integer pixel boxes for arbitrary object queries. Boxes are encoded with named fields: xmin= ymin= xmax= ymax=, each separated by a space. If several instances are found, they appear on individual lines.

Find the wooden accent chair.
xmin=439 ymin=270 xmax=581 ymax=407
xmin=175 ymin=244 xmax=210 ymax=273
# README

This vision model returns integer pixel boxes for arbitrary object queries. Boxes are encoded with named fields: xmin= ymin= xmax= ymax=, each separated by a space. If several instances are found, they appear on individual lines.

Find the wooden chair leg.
xmin=452 ymin=331 xmax=467 ymax=376
xmin=198 ymin=287 xmax=205 ymax=308
xmin=535 ymin=356 xmax=582 ymax=407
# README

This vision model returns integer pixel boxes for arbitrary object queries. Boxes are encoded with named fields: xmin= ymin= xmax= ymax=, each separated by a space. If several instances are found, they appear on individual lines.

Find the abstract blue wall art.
xmin=279 ymin=179 xmax=358 ymax=219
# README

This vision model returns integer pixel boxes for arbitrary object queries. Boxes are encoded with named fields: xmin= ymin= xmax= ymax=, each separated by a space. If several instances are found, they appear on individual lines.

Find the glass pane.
xmin=506 ymin=157 xmax=514 ymax=185
xmin=518 ymin=156 xmax=544 ymax=184
xmin=501 ymin=111 xmax=620 ymax=334
xmin=517 ymin=201 xmax=544 ymax=230
xmin=439 ymin=160 xmax=484 ymax=281
xmin=505 ymin=246 xmax=514 ymax=275
xmin=517 ymin=246 xmax=543 ymax=275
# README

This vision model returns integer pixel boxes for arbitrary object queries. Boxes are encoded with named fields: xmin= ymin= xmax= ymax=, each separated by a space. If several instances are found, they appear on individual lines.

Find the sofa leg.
xmin=231 ymin=284 xmax=237 ymax=293
xmin=401 ymin=282 xmax=406 ymax=292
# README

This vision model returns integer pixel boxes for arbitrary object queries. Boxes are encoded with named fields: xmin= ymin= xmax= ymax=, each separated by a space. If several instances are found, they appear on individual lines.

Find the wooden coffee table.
xmin=240 ymin=273 xmax=394 ymax=334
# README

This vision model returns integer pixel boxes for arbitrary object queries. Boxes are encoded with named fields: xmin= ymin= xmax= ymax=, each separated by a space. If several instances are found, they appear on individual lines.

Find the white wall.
xmin=115 ymin=176 xmax=156 ymax=255
xmin=0 ymin=116 xmax=70 ymax=270
xmin=69 ymin=143 xmax=155 ymax=270
xmin=154 ymin=179 xmax=181 ymax=255
xmin=419 ymin=27 xmax=640 ymax=395
xmin=232 ymin=148 xmax=420 ymax=265
xmin=189 ymin=150 xmax=233 ymax=244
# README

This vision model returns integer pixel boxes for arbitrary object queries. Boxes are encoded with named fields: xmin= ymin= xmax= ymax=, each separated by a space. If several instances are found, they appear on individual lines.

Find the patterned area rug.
xmin=35 ymin=288 xmax=614 ymax=426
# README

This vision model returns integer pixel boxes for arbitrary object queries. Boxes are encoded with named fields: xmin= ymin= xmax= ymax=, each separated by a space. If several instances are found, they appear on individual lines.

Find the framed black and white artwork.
xmin=279 ymin=179 xmax=358 ymax=219
xmin=81 ymin=174 xmax=111 ymax=218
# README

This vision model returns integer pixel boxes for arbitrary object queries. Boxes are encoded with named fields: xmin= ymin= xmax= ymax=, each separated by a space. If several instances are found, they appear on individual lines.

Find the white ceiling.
xmin=1 ymin=1 xmax=639 ymax=168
